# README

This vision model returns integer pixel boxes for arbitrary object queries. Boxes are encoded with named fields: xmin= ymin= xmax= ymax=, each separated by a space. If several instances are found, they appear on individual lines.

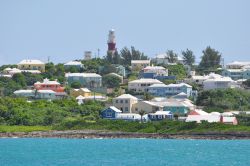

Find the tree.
xmin=138 ymin=110 xmax=146 ymax=123
xmin=70 ymin=81 xmax=81 ymax=89
xmin=166 ymin=50 xmax=178 ymax=63
xmin=113 ymin=50 xmax=121 ymax=64
xmin=243 ymin=79 xmax=250 ymax=88
xmin=12 ymin=73 xmax=26 ymax=87
xmin=120 ymin=46 xmax=148 ymax=65
xmin=143 ymin=92 xmax=154 ymax=100
xmin=199 ymin=46 xmax=221 ymax=71
xmin=166 ymin=64 xmax=187 ymax=80
xmin=102 ymin=74 xmax=121 ymax=88
xmin=182 ymin=49 xmax=195 ymax=66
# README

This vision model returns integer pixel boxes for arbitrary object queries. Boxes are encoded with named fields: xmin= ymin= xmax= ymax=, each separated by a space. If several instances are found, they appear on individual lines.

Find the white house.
xmin=64 ymin=61 xmax=84 ymax=69
xmin=113 ymin=94 xmax=138 ymax=113
xmin=128 ymin=78 xmax=163 ymax=93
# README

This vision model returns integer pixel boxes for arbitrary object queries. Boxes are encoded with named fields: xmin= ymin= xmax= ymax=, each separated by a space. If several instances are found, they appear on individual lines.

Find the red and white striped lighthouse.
xmin=107 ymin=29 xmax=116 ymax=54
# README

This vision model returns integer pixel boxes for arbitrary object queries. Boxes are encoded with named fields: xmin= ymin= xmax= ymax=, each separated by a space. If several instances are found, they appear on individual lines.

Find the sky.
xmin=0 ymin=0 xmax=249 ymax=65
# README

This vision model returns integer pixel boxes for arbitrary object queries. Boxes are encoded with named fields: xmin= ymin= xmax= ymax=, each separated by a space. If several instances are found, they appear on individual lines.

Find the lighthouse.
xmin=107 ymin=29 xmax=116 ymax=54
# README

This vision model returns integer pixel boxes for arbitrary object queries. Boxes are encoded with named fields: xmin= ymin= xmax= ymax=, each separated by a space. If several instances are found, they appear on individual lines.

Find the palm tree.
xmin=166 ymin=50 xmax=178 ymax=63
xmin=182 ymin=49 xmax=195 ymax=66
xmin=138 ymin=110 xmax=146 ymax=123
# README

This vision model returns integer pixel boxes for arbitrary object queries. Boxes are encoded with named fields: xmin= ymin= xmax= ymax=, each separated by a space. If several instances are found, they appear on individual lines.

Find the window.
xmin=116 ymin=100 xmax=119 ymax=103
xmin=106 ymin=112 xmax=112 ymax=117
xmin=125 ymin=107 xmax=128 ymax=112
xmin=120 ymin=100 xmax=123 ymax=103
xmin=125 ymin=100 xmax=128 ymax=103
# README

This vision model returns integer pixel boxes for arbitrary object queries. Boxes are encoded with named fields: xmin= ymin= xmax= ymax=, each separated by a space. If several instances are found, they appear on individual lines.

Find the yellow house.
xmin=131 ymin=60 xmax=150 ymax=71
xmin=70 ymin=88 xmax=91 ymax=97
xmin=17 ymin=59 xmax=45 ymax=72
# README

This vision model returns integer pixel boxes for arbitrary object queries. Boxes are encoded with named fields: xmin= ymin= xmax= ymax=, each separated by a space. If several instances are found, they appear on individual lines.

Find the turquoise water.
xmin=0 ymin=138 xmax=250 ymax=166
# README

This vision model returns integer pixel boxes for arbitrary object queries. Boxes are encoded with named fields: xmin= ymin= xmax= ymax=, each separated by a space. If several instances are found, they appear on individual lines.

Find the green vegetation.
xmin=166 ymin=50 xmax=178 ymax=63
xmin=0 ymin=125 xmax=52 ymax=132
xmin=165 ymin=64 xmax=187 ymax=80
xmin=0 ymin=97 xmax=104 ymax=126
xmin=198 ymin=46 xmax=221 ymax=74
xmin=182 ymin=49 xmax=195 ymax=66
xmin=53 ymin=119 xmax=250 ymax=133
xmin=196 ymin=88 xmax=250 ymax=112
xmin=102 ymin=74 xmax=121 ymax=88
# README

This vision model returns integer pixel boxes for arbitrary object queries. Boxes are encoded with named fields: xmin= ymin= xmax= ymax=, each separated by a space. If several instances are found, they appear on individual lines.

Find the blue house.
xmin=100 ymin=106 xmax=122 ymax=119
xmin=148 ymin=111 xmax=173 ymax=121
xmin=148 ymin=83 xmax=192 ymax=97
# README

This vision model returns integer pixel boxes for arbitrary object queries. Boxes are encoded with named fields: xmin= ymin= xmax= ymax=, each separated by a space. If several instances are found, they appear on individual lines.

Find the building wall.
xmin=132 ymin=101 xmax=161 ymax=113
xmin=17 ymin=64 xmax=45 ymax=72
xmin=163 ymin=106 xmax=188 ymax=115
xmin=67 ymin=76 xmax=102 ymax=88
xmin=131 ymin=62 xmax=150 ymax=71
xmin=70 ymin=89 xmax=91 ymax=97
xmin=112 ymin=98 xmax=137 ymax=113
xmin=34 ymin=84 xmax=64 ymax=93
xmin=128 ymin=82 xmax=157 ymax=93
xmin=101 ymin=108 xmax=118 ymax=119
xmin=203 ymin=81 xmax=231 ymax=90
xmin=148 ymin=86 xmax=192 ymax=97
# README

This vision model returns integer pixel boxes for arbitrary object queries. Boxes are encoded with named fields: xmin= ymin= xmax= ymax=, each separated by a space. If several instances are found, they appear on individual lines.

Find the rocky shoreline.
xmin=1 ymin=130 xmax=250 ymax=140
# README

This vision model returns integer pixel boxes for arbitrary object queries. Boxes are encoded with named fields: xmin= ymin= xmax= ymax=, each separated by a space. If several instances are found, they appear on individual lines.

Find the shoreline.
xmin=1 ymin=130 xmax=250 ymax=140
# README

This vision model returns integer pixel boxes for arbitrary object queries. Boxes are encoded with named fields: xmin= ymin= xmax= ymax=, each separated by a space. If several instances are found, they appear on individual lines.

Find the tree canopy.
xmin=199 ymin=46 xmax=221 ymax=72
xmin=182 ymin=49 xmax=195 ymax=66
xmin=166 ymin=50 xmax=178 ymax=63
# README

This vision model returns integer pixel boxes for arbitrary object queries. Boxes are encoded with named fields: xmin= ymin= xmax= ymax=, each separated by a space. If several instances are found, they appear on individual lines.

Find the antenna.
xmin=97 ymin=48 xmax=100 ymax=58
xmin=48 ymin=56 xmax=50 ymax=63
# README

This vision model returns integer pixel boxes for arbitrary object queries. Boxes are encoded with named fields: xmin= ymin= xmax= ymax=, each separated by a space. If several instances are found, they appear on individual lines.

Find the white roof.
xmin=74 ymin=88 xmax=91 ymax=93
xmin=18 ymin=59 xmax=44 ymax=65
xmin=108 ymin=73 xmax=123 ymax=78
xmin=150 ymin=111 xmax=172 ymax=115
xmin=221 ymin=112 xmax=234 ymax=117
xmin=64 ymin=61 xmax=82 ymax=66
xmin=21 ymin=70 xmax=41 ymax=74
xmin=34 ymin=78 xmax=60 ymax=85
xmin=129 ymin=78 xmax=163 ymax=84
xmin=65 ymin=73 xmax=101 ymax=78
xmin=192 ymin=109 xmax=209 ymax=115
xmin=149 ymin=83 xmax=192 ymax=88
xmin=223 ymin=117 xmax=237 ymax=123
xmin=210 ymin=112 xmax=221 ymax=116
xmin=37 ymin=90 xmax=56 ymax=93
xmin=116 ymin=94 xmax=138 ymax=100
xmin=186 ymin=115 xmax=221 ymax=123
xmin=131 ymin=60 xmax=150 ymax=64
xmin=116 ymin=113 xmax=141 ymax=119
xmin=109 ymin=106 xmax=122 ymax=113
xmin=143 ymin=66 xmax=165 ymax=70
xmin=14 ymin=90 xmax=33 ymax=94
xmin=227 ymin=61 xmax=250 ymax=66
xmin=76 ymin=95 xmax=85 ymax=100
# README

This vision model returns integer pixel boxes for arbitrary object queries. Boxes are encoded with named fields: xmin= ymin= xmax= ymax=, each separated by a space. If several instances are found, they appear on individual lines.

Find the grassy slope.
xmin=0 ymin=126 xmax=52 ymax=133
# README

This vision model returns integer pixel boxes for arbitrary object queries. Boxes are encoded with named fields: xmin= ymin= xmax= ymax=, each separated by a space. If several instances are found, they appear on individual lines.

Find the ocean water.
xmin=0 ymin=138 xmax=250 ymax=166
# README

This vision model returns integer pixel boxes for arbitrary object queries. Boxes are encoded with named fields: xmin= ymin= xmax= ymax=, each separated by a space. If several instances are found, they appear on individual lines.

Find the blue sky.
xmin=0 ymin=0 xmax=249 ymax=65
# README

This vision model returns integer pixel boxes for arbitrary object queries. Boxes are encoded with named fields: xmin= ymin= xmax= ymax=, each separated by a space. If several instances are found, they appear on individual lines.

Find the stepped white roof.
xmin=64 ymin=61 xmax=82 ymax=66
xmin=18 ymin=59 xmax=44 ymax=65
xmin=186 ymin=115 xmax=221 ymax=123
xmin=65 ymin=73 xmax=101 ymax=78
xmin=14 ymin=90 xmax=33 ymax=94
xmin=37 ymin=90 xmax=56 ymax=93
xmin=149 ymin=111 xmax=172 ymax=115
xmin=76 ymin=95 xmax=85 ymax=100
xmin=131 ymin=60 xmax=150 ymax=64
xmin=74 ymin=88 xmax=91 ymax=93
xmin=149 ymin=83 xmax=192 ymax=88
xmin=34 ymin=78 xmax=60 ymax=85
xmin=129 ymin=78 xmax=163 ymax=84
xmin=143 ymin=66 xmax=165 ymax=70
xmin=109 ymin=106 xmax=122 ymax=113
xmin=116 ymin=94 xmax=138 ymax=100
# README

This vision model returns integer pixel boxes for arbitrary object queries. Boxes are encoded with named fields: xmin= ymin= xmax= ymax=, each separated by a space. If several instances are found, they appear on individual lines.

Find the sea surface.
xmin=0 ymin=138 xmax=250 ymax=166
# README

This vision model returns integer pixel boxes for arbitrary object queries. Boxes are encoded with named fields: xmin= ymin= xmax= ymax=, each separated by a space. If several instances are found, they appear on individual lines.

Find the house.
xmin=113 ymin=94 xmax=138 ymax=113
xmin=152 ymin=53 xmax=184 ymax=65
xmin=70 ymin=88 xmax=91 ymax=97
xmin=14 ymin=90 xmax=34 ymax=98
xmin=203 ymin=73 xmax=237 ymax=90
xmin=100 ymin=106 xmax=122 ymax=119
xmin=36 ymin=90 xmax=56 ymax=100
xmin=17 ymin=59 xmax=45 ymax=72
xmin=65 ymin=73 xmax=102 ymax=88
xmin=133 ymin=100 xmax=163 ymax=114
xmin=116 ymin=113 xmax=144 ymax=121
xmin=148 ymin=111 xmax=173 ymax=121
xmin=139 ymin=66 xmax=176 ymax=80
xmin=131 ymin=60 xmax=150 ymax=71
xmin=114 ymin=65 xmax=126 ymax=77
xmin=186 ymin=111 xmax=238 ymax=125
xmin=13 ymin=89 xmax=56 ymax=100
xmin=34 ymin=78 xmax=65 ymax=93
xmin=128 ymin=78 xmax=164 ymax=93
xmin=2 ymin=68 xmax=41 ymax=76
xmin=75 ymin=95 xmax=107 ymax=102
xmin=133 ymin=98 xmax=194 ymax=115
xmin=148 ymin=83 xmax=192 ymax=97
xmin=220 ymin=61 xmax=250 ymax=80
xmin=64 ymin=61 xmax=84 ymax=69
